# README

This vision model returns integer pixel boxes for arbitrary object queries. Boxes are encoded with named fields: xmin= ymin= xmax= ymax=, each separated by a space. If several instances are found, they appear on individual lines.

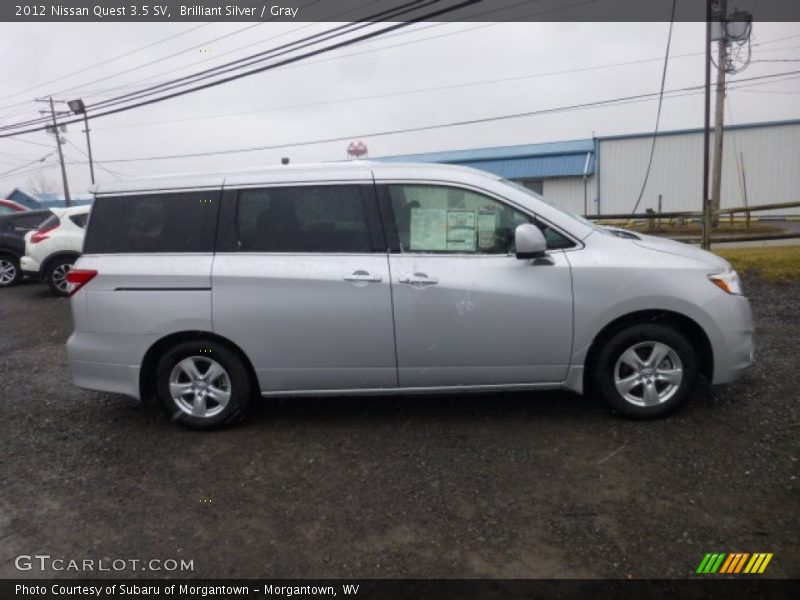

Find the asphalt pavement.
xmin=1 ymin=276 xmax=797 ymax=579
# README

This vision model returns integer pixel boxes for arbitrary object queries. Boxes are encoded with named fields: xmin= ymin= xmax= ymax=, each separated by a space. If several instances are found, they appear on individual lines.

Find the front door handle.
xmin=399 ymin=272 xmax=439 ymax=286
xmin=344 ymin=270 xmax=383 ymax=283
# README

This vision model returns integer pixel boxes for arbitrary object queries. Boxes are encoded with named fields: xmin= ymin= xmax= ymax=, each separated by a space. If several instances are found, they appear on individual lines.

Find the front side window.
xmin=236 ymin=185 xmax=374 ymax=253
xmin=83 ymin=192 xmax=219 ymax=254
xmin=387 ymin=185 xmax=572 ymax=254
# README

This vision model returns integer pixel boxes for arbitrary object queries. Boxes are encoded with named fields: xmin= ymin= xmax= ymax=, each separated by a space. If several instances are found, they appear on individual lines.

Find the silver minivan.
xmin=66 ymin=162 xmax=753 ymax=428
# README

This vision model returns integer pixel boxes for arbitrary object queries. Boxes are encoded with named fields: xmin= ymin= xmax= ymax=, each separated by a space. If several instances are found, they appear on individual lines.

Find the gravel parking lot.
xmin=1 ymin=275 xmax=798 ymax=579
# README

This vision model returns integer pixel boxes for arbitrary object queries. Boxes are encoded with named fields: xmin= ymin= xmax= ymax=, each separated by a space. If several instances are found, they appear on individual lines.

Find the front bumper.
xmin=710 ymin=294 xmax=754 ymax=385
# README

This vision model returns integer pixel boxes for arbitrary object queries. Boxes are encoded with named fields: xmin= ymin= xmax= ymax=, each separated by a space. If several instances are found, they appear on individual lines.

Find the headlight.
xmin=708 ymin=270 xmax=742 ymax=295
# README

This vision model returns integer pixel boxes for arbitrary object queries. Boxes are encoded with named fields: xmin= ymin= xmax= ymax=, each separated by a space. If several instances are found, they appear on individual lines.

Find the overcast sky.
xmin=1 ymin=18 xmax=799 ymax=195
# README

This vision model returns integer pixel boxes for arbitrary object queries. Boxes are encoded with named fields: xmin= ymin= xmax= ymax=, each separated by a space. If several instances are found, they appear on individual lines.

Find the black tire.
xmin=0 ymin=255 xmax=21 ymax=288
xmin=591 ymin=323 xmax=698 ymax=419
xmin=44 ymin=256 xmax=76 ymax=296
xmin=156 ymin=340 xmax=252 ymax=429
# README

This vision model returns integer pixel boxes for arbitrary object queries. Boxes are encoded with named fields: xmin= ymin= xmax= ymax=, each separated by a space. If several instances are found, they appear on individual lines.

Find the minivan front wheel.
xmin=156 ymin=340 xmax=252 ymax=428
xmin=592 ymin=323 xmax=698 ymax=419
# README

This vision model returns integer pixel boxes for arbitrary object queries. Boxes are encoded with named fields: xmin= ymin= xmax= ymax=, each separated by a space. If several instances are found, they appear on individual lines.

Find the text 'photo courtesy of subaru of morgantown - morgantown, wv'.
xmin=63 ymin=161 xmax=754 ymax=429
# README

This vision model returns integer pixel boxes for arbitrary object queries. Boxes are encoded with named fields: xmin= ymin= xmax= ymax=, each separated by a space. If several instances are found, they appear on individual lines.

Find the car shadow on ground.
xmin=117 ymin=378 xmax=723 ymax=432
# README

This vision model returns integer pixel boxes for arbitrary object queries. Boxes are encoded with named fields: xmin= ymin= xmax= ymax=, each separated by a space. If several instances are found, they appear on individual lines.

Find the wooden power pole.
xmin=710 ymin=5 xmax=727 ymax=229
xmin=36 ymin=96 xmax=72 ymax=207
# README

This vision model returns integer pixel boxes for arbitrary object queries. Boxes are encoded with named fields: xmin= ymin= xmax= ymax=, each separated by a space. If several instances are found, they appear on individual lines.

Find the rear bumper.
xmin=69 ymin=358 xmax=141 ymax=400
xmin=19 ymin=255 xmax=41 ymax=276
xmin=67 ymin=331 xmax=148 ymax=400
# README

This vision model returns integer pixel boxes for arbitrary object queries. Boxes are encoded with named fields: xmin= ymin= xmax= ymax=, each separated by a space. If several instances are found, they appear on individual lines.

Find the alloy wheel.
xmin=168 ymin=356 xmax=232 ymax=419
xmin=51 ymin=263 xmax=72 ymax=293
xmin=0 ymin=259 xmax=16 ymax=286
xmin=613 ymin=341 xmax=683 ymax=407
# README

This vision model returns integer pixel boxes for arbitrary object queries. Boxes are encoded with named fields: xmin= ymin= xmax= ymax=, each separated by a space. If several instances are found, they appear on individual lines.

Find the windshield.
xmin=501 ymin=178 xmax=597 ymax=229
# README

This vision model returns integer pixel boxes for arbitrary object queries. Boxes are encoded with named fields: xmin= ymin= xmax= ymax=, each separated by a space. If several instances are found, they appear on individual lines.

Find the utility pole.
xmin=36 ymin=96 xmax=71 ymax=207
xmin=68 ymin=99 xmax=94 ymax=185
xmin=710 ymin=0 xmax=728 ymax=229
xmin=703 ymin=0 xmax=752 ymax=245
xmin=82 ymin=112 xmax=95 ymax=185
xmin=702 ymin=0 xmax=713 ymax=250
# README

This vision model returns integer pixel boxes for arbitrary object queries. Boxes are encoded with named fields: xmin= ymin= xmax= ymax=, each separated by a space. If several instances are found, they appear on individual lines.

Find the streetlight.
xmin=68 ymin=98 xmax=95 ymax=185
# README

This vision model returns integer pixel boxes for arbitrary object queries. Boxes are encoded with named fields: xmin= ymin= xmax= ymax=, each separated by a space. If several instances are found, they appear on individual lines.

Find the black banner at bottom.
xmin=3 ymin=579 xmax=799 ymax=600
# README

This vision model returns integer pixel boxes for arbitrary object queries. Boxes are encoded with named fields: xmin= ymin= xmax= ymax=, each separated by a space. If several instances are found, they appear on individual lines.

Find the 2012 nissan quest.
xmin=66 ymin=162 xmax=753 ymax=428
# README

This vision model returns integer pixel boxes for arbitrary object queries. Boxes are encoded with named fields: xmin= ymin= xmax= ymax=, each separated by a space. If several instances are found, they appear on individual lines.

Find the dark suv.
xmin=0 ymin=210 xmax=53 ymax=287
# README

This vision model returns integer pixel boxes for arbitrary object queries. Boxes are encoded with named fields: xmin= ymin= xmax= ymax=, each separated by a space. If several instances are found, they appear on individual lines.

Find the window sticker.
xmin=409 ymin=208 xmax=479 ymax=252
xmin=410 ymin=207 xmax=448 ymax=251
xmin=477 ymin=206 xmax=497 ymax=249
xmin=446 ymin=209 xmax=476 ymax=251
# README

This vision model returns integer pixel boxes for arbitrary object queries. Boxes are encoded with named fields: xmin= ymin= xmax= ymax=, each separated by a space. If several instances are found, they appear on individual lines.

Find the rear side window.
xmin=83 ymin=192 xmax=219 ymax=254
xmin=13 ymin=214 xmax=48 ymax=230
xmin=236 ymin=185 xmax=377 ymax=253
xmin=69 ymin=213 xmax=88 ymax=228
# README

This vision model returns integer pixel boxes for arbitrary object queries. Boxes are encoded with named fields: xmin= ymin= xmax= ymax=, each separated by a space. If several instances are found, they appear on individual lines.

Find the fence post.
xmin=657 ymin=195 xmax=662 ymax=231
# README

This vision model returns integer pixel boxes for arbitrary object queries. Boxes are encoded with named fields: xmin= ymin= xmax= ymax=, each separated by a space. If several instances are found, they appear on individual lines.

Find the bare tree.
xmin=26 ymin=171 xmax=55 ymax=196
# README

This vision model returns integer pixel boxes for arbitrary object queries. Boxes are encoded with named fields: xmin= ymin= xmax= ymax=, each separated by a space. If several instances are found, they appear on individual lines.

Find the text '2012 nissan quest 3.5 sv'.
xmin=66 ymin=162 xmax=753 ymax=428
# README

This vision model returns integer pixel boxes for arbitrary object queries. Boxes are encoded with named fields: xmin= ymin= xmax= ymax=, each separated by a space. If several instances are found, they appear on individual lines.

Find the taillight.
xmin=66 ymin=268 xmax=97 ymax=296
xmin=31 ymin=225 xmax=56 ymax=244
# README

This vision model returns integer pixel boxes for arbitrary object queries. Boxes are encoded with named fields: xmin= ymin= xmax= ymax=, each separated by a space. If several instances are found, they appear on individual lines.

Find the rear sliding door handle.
xmin=399 ymin=273 xmax=439 ymax=286
xmin=344 ymin=270 xmax=383 ymax=283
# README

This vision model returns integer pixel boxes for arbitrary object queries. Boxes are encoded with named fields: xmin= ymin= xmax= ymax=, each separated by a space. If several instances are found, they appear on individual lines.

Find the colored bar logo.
xmin=696 ymin=553 xmax=773 ymax=574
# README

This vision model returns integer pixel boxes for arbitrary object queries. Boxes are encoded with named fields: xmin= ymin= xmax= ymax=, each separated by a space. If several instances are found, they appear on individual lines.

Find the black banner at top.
xmin=2 ymin=0 xmax=800 ymax=23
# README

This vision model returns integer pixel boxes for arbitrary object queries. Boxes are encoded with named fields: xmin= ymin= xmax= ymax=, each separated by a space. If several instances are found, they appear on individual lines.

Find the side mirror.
xmin=514 ymin=223 xmax=547 ymax=259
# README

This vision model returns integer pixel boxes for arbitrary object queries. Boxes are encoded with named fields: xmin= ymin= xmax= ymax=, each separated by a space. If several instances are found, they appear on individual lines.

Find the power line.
xmin=0 ymin=0 xmax=589 ymax=132
xmin=95 ymin=41 xmax=800 ymax=133
xmin=0 ymin=0 xmax=278 ymax=111
xmin=86 ymin=26 xmax=794 ymax=108
xmin=0 ymin=23 xmax=215 ymax=105
xmin=80 ymin=69 xmax=800 ymax=165
xmin=71 ymin=0 xmax=570 ymax=103
xmin=0 ymin=0 xmax=487 ymax=138
xmin=0 ymin=0 xmax=444 ymax=132
xmin=626 ymin=0 xmax=677 ymax=219
xmin=0 ymin=152 xmax=54 ymax=177
xmin=63 ymin=140 xmax=123 ymax=179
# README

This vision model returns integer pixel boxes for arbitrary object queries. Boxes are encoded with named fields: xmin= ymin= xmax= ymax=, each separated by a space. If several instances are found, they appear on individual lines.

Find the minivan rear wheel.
xmin=156 ymin=340 xmax=252 ymax=428
xmin=591 ymin=323 xmax=698 ymax=419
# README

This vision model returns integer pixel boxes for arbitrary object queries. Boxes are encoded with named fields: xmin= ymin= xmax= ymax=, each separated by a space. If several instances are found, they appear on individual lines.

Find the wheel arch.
xmin=583 ymin=309 xmax=714 ymax=390
xmin=139 ymin=330 xmax=260 ymax=405
xmin=0 ymin=249 xmax=21 ymax=261
xmin=41 ymin=251 xmax=81 ymax=277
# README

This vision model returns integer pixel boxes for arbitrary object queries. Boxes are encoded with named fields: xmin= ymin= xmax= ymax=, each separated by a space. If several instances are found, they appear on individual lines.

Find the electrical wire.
xmin=0 ymin=0 xmax=444 ymax=131
xmin=64 ymin=139 xmax=129 ymax=179
xmin=0 ymin=0 xmax=591 ymax=132
xmin=0 ymin=152 xmax=54 ymax=177
xmin=0 ymin=0 xmax=488 ymax=138
xmin=0 ymin=22 xmax=215 ymax=104
xmin=625 ymin=0 xmax=677 ymax=220
xmin=0 ymin=0 xmax=277 ymax=109
xmin=79 ymin=70 xmax=800 ymax=165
